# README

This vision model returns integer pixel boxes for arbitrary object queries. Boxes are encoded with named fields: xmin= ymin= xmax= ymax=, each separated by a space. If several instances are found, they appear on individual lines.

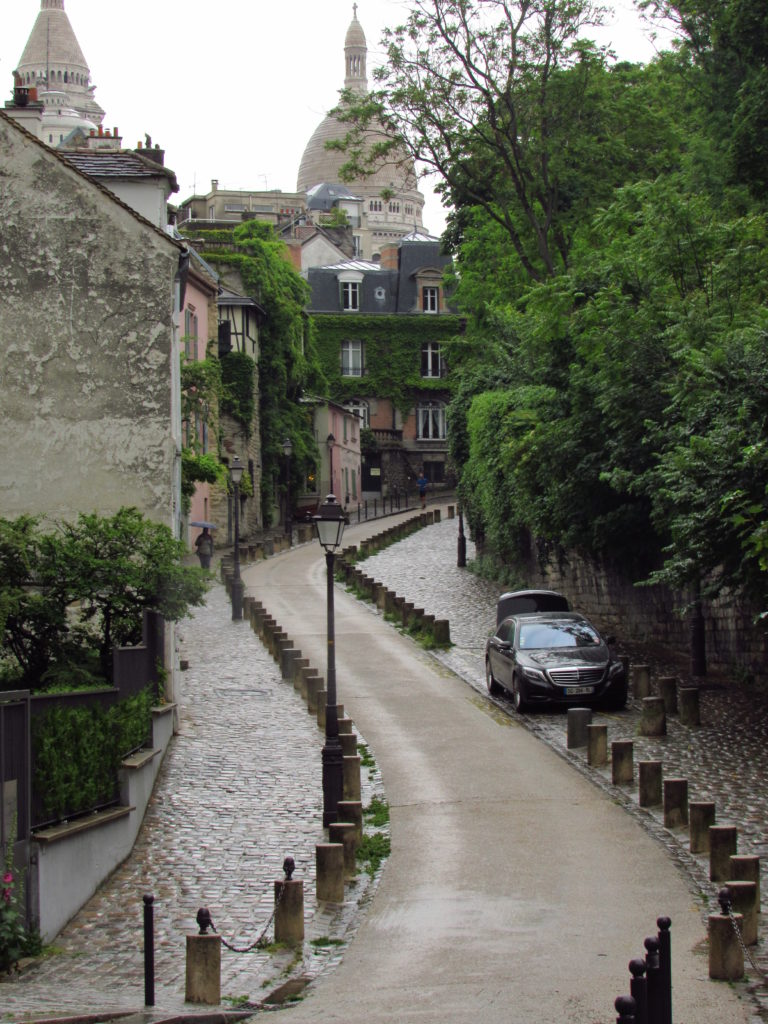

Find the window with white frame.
xmin=421 ymin=342 xmax=443 ymax=378
xmin=417 ymin=401 xmax=447 ymax=439
xmin=342 ymin=281 xmax=360 ymax=311
xmin=422 ymin=286 xmax=439 ymax=312
xmin=341 ymin=340 xmax=363 ymax=377
xmin=369 ymin=199 xmax=382 ymax=212
xmin=344 ymin=399 xmax=369 ymax=427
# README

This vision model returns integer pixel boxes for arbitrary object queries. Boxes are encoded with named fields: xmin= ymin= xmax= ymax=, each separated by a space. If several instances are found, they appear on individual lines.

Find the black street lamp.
xmin=283 ymin=436 xmax=293 ymax=540
xmin=313 ymin=493 xmax=349 ymax=827
xmin=326 ymin=433 xmax=335 ymax=495
xmin=457 ymin=504 xmax=467 ymax=568
xmin=230 ymin=456 xmax=244 ymax=621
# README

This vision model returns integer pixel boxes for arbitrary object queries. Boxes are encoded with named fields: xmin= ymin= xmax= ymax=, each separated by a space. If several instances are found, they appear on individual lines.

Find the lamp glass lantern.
xmin=282 ymin=437 xmax=293 ymax=458
xmin=314 ymin=494 xmax=347 ymax=551
xmin=229 ymin=455 xmax=244 ymax=486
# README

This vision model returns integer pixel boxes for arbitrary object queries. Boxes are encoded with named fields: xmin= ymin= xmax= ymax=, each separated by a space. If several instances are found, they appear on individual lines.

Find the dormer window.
xmin=342 ymin=281 xmax=360 ymax=311
xmin=423 ymin=286 xmax=439 ymax=313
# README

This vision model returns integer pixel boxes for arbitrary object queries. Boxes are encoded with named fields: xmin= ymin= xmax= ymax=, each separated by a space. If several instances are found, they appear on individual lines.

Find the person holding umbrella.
xmin=194 ymin=525 xmax=215 ymax=569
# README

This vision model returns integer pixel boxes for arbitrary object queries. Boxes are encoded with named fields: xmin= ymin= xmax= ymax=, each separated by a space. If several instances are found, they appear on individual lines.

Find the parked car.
xmin=495 ymin=589 xmax=570 ymax=624
xmin=485 ymin=607 xmax=627 ymax=712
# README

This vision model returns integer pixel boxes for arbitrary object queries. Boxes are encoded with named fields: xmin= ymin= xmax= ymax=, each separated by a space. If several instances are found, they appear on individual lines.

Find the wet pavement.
xmin=360 ymin=512 xmax=768 ymax=1017
xmin=1 ymin=583 xmax=382 ymax=1021
xmin=3 ymin=505 xmax=767 ymax=1020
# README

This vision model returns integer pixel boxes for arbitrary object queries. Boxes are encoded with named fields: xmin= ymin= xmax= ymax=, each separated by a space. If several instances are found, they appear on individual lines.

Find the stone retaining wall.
xmin=510 ymin=540 xmax=767 ymax=686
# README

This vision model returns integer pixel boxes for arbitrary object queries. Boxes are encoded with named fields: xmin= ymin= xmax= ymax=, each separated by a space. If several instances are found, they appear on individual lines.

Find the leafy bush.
xmin=32 ymin=687 xmax=154 ymax=822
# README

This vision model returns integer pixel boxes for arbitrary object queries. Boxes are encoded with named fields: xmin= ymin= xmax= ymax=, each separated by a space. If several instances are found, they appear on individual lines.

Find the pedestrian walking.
xmin=195 ymin=527 xmax=214 ymax=569
xmin=417 ymin=470 xmax=428 ymax=509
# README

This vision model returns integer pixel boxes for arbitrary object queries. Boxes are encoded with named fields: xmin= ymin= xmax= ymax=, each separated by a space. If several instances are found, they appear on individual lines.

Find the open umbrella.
xmin=190 ymin=521 xmax=218 ymax=529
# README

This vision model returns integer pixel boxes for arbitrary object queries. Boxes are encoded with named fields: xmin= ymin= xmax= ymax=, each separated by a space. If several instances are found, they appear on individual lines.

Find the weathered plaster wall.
xmin=0 ymin=116 xmax=180 ymax=527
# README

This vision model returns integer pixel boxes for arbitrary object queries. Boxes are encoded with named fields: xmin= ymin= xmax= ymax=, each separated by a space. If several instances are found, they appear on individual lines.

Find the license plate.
xmin=565 ymin=685 xmax=594 ymax=696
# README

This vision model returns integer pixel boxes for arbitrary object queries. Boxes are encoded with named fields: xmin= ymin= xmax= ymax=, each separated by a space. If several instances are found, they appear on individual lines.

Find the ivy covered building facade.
xmin=307 ymin=232 xmax=462 ymax=498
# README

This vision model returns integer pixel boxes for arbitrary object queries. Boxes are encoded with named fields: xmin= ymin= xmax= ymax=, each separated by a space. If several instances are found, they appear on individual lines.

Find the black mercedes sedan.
xmin=484 ymin=611 xmax=627 ymax=712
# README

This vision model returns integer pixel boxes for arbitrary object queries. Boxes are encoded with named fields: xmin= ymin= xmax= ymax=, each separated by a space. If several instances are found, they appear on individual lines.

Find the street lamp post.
xmin=326 ymin=433 xmax=335 ymax=495
xmin=283 ymin=436 xmax=293 ymax=541
xmin=313 ymin=494 xmax=348 ymax=827
xmin=457 ymin=505 xmax=467 ymax=568
xmin=230 ymin=456 xmax=244 ymax=621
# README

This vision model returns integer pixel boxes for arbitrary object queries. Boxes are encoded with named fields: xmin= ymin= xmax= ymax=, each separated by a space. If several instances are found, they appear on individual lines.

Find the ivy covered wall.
xmin=313 ymin=313 xmax=463 ymax=416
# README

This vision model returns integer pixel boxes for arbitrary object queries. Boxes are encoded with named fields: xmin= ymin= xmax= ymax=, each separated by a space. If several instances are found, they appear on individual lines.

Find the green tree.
xmin=0 ymin=509 xmax=209 ymax=688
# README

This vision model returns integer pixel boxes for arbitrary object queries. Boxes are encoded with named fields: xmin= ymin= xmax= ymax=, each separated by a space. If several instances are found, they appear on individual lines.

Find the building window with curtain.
xmin=341 ymin=340 xmax=363 ymax=377
xmin=422 ymin=286 xmax=439 ymax=312
xmin=344 ymin=399 xmax=369 ymax=427
xmin=421 ymin=342 xmax=443 ymax=378
xmin=342 ymin=281 xmax=360 ymax=311
xmin=417 ymin=401 xmax=447 ymax=440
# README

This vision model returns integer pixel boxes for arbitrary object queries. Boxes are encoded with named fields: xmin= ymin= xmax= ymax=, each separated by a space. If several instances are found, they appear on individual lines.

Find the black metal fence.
xmin=615 ymin=917 xmax=672 ymax=1024
xmin=1 ymin=610 xmax=165 ymax=835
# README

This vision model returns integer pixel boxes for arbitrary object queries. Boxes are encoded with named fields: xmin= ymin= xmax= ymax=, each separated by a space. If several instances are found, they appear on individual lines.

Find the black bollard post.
xmin=629 ymin=958 xmax=648 ymax=1024
xmin=143 ymin=893 xmax=155 ymax=1007
xmin=657 ymin=917 xmax=672 ymax=1024
xmin=644 ymin=936 xmax=661 ymax=1024
xmin=616 ymin=994 xmax=637 ymax=1023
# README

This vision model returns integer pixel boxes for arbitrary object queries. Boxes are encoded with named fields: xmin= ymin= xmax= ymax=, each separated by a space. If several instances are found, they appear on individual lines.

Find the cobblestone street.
xmin=2 ymin=584 xmax=378 ymax=1020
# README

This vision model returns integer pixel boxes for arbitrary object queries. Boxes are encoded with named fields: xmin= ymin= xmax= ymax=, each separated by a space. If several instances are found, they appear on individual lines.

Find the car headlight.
xmin=522 ymin=667 xmax=546 ymax=682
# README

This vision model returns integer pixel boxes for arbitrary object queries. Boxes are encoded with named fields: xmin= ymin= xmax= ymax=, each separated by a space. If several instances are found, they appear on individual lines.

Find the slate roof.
xmin=60 ymin=150 xmax=179 ymax=193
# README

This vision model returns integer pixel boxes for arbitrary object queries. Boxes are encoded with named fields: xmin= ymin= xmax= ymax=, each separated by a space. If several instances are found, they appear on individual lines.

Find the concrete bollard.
xmin=329 ymin=822 xmax=358 ymax=877
xmin=638 ymin=696 xmax=666 ymax=737
xmin=611 ymin=740 xmax=634 ymax=785
xmin=708 ymin=911 xmax=744 ymax=980
xmin=689 ymin=802 xmax=716 ymax=854
xmin=292 ymin=658 xmax=310 ymax=694
xmin=632 ymin=664 xmax=651 ymax=699
xmin=434 ymin=509 xmax=441 ymax=523
xmin=657 ymin=676 xmax=679 ymax=715
xmin=447 ymin=505 xmax=455 ymax=519
xmin=305 ymin=675 xmax=322 ymax=714
xmin=274 ymin=879 xmax=304 ymax=945
xmin=339 ymin=732 xmax=358 ymax=756
xmin=433 ymin=619 xmax=451 ymax=645
xmin=710 ymin=826 xmax=738 ymax=882
xmin=730 ymin=855 xmax=761 ymax=910
xmin=638 ymin=760 xmax=663 ymax=807
xmin=587 ymin=723 xmax=608 ymax=767
xmin=567 ymin=707 xmax=592 ymax=749
xmin=401 ymin=602 xmax=414 ymax=627
xmin=185 ymin=933 xmax=221 ymax=1005
xmin=338 ymin=717 xmax=354 ymax=735
xmin=316 ymin=844 xmax=345 ymax=903
xmin=678 ymin=687 xmax=701 ymax=727
xmin=316 ymin=689 xmax=328 ymax=729
xmin=663 ymin=778 xmax=688 ymax=828
xmin=280 ymin=647 xmax=301 ymax=682
xmin=343 ymin=754 xmax=362 ymax=801
xmin=723 ymin=881 xmax=758 ymax=945
xmin=337 ymin=800 xmax=363 ymax=841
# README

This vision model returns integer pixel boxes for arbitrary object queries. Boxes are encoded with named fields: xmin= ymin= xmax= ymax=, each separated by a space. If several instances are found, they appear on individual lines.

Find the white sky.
xmin=1 ymin=0 xmax=674 ymax=236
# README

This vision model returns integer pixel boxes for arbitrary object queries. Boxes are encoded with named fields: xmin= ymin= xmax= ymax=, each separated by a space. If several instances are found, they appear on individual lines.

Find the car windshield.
xmin=518 ymin=621 xmax=601 ymax=650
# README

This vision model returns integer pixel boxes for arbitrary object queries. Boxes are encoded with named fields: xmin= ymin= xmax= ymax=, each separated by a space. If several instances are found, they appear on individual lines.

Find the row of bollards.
xmin=567 ymin=671 xmax=761 ymax=983
xmin=615 ymin=916 xmax=672 ymax=1024
xmin=335 ymin=513 xmax=451 ymax=648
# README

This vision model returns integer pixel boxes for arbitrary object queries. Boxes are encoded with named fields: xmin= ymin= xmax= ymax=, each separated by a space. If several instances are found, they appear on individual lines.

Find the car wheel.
xmin=602 ymin=682 xmax=628 ymax=711
xmin=485 ymin=658 xmax=502 ymax=696
xmin=512 ymin=673 xmax=529 ymax=713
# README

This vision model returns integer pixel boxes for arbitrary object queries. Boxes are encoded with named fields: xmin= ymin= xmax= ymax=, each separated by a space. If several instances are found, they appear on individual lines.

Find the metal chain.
xmin=725 ymin=903 xmax=768 ymax=984
xmin=211 ymin=881 xmax=287 ymax=954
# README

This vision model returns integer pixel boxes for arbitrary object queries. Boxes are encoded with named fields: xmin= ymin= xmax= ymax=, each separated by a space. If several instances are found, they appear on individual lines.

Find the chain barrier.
xmin=719 ymin=888 xmax=768 ymax=985
xmin=199 ymin=857 xmax=294 ymax=955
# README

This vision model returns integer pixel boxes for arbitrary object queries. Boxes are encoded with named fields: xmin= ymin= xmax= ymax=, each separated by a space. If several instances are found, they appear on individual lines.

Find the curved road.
xmin=243 ymin=512 xmax=749 ymax=1024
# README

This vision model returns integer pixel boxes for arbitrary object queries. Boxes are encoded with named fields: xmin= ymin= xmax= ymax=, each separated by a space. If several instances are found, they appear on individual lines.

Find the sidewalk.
xmin=1 ymin=583 xmax=379 ymax=1021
